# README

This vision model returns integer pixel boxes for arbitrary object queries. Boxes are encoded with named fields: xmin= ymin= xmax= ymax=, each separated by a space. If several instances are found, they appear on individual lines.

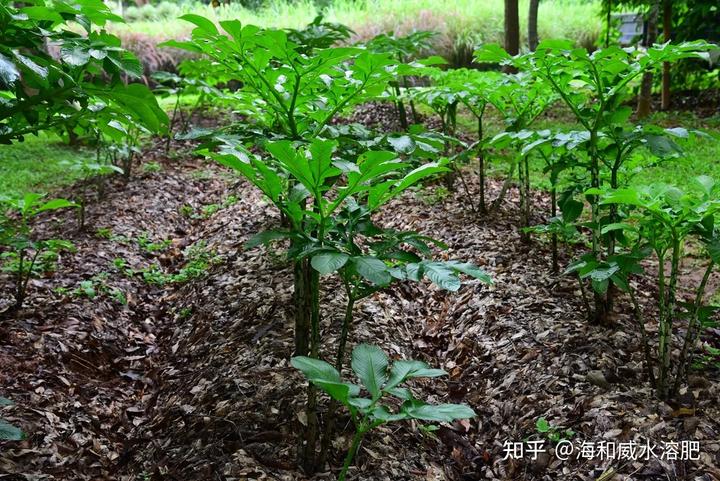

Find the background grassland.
xmin=112 ymin=0 xmax=603 ymax=51
xmin=0 ymin=135 xmax=94 ymax=198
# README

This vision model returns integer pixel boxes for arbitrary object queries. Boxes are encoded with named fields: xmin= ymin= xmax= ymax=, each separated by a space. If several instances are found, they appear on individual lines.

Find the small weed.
xmin=416 ymin=185 xmax=450 ymax=205
xmin=69 ymin=272 xmax=127 ymax=304
xmin=179 ymin=204 xmax=194 ymax=218
xmin=536 ymin=417 xmax=575 ymax=443
xmin=136 ymin=242 xmax=220 ymax=286
xmin=137 ymin=232 xmax=172 ymax=254
xmin=196 ymin=195 xmax=239 ymax=219
xmin=142 ymin=161 xmax=162 ymax=173
xmin=190 ymin=169 xmax=215 ymax=181
xmin=95 ymin=227 xmax=113 ymax=239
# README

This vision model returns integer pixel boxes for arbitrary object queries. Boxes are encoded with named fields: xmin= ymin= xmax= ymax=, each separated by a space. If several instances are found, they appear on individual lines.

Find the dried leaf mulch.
xmin=119 ymin=171 xmax=720 ymax=481
xmin=0 ymin=140 xmax=233 ymax=480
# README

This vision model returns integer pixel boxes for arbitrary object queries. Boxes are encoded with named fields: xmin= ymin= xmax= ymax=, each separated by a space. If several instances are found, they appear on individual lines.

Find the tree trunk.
xmin=605 ymin=0 xmax=612 ymax=47
xmin=504 ymin=0 xmax=520 ymax=56
xmin=528 ymin=0 xmax=540 ymax=51
xmin=637 ymin=3 xmax=659 ymax=119
xmin=661 ymin=0 xmax=671 ymax=111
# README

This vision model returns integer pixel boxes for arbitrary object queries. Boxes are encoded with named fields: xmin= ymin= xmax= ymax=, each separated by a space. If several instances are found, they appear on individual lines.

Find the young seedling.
xmin=292 ymin=344 xmax=476 ymax=480
xmin=152 ymin=67 xmax=224 ymax=153
xmin=0 ymin=194 xmax=77 ymax=312
xmin=62 ymin=158 xmax=123 ymax=230
xmin=536 ymin=417 xmax=575 ymax=443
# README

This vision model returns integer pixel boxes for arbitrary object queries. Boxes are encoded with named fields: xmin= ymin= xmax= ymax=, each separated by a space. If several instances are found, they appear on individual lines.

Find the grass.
xmin=110 ymin=0 xmax=602 ymax=54
xmin=0 ymin=135 xmax=95 ymax=198
xmin=436 ymin=102 xmax=720 ymax=192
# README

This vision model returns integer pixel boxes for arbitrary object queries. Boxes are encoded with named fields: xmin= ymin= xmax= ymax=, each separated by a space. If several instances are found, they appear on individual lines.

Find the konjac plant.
xmin=586 ymin=177 xmax=720 ymax=400
xmin=0 ymin=194 xmax=77 ymax=313
xmin=292 ymin=344 xmax=476 ymax=480
xmin=0 ymin=0 xmax=166 ymax=145
xmin=206 ymin=137 xmax=490 ymax=470
xmin=476 ymin=40 xmax=714 ymax=324
xmin=168 ymin=17 xmax=490 ymax=473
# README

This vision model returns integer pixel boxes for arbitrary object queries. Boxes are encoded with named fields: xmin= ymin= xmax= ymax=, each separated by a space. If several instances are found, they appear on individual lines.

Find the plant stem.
xmin=477 ymin=115 xmax=486 ymax=214
xmin=393 ymin=82 xmax=408 ymax=130
xmin=577 ymin=273 xmax=592 ymax=319
xmin=672 ymin=260 xmax=714 ymax=396
xmin=628 ymin=286 xmax=657 ymax=387
xmin=659 ymin=235 xmax=682 ymax=399
xmin=14 ymin=249 xmax=25 ymax=310
xmin=656 ymin=248 xmax=669 ymax=398
xmin=490 ymin=160 xmax=517 ymax=213
xmin=338 ymin=428 xmax=365 ymax=481
xmin=318 ymin=288 xmax=356 ymax=468
xmin=550 ymin=186 xmax=558 ymax=273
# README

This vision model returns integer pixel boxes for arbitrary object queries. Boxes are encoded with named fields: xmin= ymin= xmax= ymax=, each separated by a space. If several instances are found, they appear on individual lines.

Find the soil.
xmin=1 ymin=108 xmax=719 ymax=481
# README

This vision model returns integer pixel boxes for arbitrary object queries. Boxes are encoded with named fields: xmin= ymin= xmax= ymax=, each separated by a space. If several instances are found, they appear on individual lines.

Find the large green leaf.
xmin=291 ymin=356 xmax=340 ymax=383
xmin=403 ymin=401 xmax=476 ymax=422
xmin=311 ymin=251 xmax=349 ymax=275
xmin=351 ymin=344 xmax=388 ymax=400
xmin=244 ymin=230 xmax=292 ymax=249
xmin=384 ymin=360 xmax=446 ymax=391
xmin=0 ymin=420 xmax=23 ymax=441
xmin=446 ymin=261 xmax=493 ymax=284
xmin=352 ymin=256 xmax=391 ymax=286
xmin=421 ymin=262 xmax=461 ymax=291
xmin=312 ymin=380 xmax=361 ymax=404
xmin=37 ymin=198 xmax=77 ymax=213
xmin=180 ymin=14 xmax=219 ymax=35
xmin=89 ymin=83 xmax=169 ymax=134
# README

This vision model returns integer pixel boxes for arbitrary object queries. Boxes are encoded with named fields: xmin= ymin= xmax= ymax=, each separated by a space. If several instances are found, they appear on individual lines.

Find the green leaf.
xmin=351 ymin=344 xmax=388 ymax=400
xmin=291 ymin=356 xmax=340 ymax=383
xmin=245 ymin=230 xmax=292 ymax=249
xmin=0 ymin=53 xmax=20 ymax=85
xmin=371 ymin=405 xmax=408 ymax=422
xmin=14 ymin=53 xmax=48 ymax=80
xmin=403 ymin=401 xmax=476 ymax=422
xmin=180 ymin=14 xmax=219 ymax=35
xmin=706 ymin=238 xmax=720 ymax=264
xmin=312 ymin=380 xmax=360 ymax=404
xmin=348 ymin=397 xmax=373 ymax=409
xmin=0 ymin=397 xmax=13 ymax=407
xmin=385 ymin=360 xmax=446 ymax=391
xmin=37 ymin=199 xmax=77 ymax=213
xmin=474 ymin=44 xmax=511 ymax=63
xmin=60 ymin=45 xmax=91 ymax=66
xmin=386 ymin=387 xmax=413 ymax=400
xmin=446 ymin=261 xmax=493 ymax=284
xmin=601 ymin=222 xmax=635 ymax=235
xmin=536 ymin=417 xmax=551 ymax=433
xmin=352 ymin=256 xmax=391 ymax=286
xmin=421 ymin=262 xmax=461 ymax=291
xmin=387 ymin=135 xmax=415 ymax=154
xmin=311 ymin=252 xmax=349 ymax=275
xmin=0 ymin=420 xmax=23 ymax=441
xmin=695 ymin=175 xmax=715 ymax=195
